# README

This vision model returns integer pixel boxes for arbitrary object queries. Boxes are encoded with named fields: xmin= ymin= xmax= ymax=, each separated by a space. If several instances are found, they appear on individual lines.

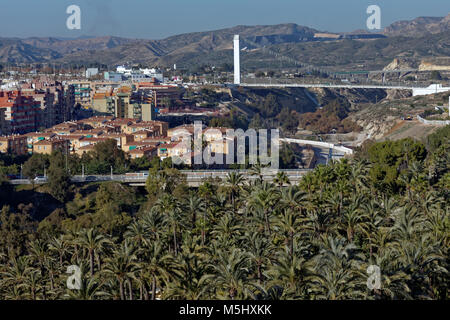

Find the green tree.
xmin=47 ymin=151 xmax=71 ymax=202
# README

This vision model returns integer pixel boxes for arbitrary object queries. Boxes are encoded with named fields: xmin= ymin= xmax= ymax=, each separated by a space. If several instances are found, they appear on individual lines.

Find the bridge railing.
xmin=417 ymin=115 xmax=450 ymax=126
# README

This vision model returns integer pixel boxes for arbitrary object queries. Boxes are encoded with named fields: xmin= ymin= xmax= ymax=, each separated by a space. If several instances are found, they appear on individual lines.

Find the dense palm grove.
xmin=0 ymin=126 xmax=448 ymax=300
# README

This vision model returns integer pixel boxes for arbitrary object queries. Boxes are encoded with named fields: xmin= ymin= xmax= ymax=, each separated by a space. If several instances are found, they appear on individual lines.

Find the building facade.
xmin=0 ymin=91 xmax=40 ymax=134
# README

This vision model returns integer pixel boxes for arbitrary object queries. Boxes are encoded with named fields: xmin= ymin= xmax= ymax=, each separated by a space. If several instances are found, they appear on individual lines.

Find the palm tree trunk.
xmin=232 ymin=193 xmax=236 ymax=216
xmin=257 ymin=264 xmax=262 ymax=283
xmin=119 ymin=279 xmax=125 ymax=300
xmin=50 ymin=272 xmax=55 ymax=291
xmin=202 ymin=212 xmax=206 ymax=245
xmin=264 ymin=209 xmax=271 ymax=235
xmin=173 ymin=226 xmax=178 ymax=256
xmin=89 ymin=249 xmax=94 ymax=276
xmin=289 ymin=232 xmax=294 ymax=257
xmin=144 ymin=282 xmax=149 ymax=300
xmin=97 ymin=255 xmax=102 ymax=272
xmin=128 ymin=279 xmax=133 ymax=300
xmin=151 ymin=275 xmax=156 ymax=300
xmin=192 ymin=211 xmax=197 ymax=228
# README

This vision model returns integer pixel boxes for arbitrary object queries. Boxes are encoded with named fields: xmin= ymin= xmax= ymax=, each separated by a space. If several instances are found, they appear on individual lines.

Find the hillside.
xmin=21 ymin=36 xmax=136 ymax=54
xmin=0 ymin=15 xmax=448 ymax=69
xmin=241 ymin=31 xmax=450 ymax=71
xmin=350 ymin=91 xmax=450 ymax=141
xmin=383 ymin=13 xmax=450 ymax=36
xmin=0 ymin=38 xmax=61 ymax=63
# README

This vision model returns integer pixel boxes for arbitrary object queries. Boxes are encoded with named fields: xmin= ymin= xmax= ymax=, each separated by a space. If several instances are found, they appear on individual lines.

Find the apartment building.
xmin=25 ymin=132 xmax=57 ymax=154
xmin=92 ymin=91 xmax=115 ymax=114
xmin=101 ymin=132 xmax=134 ymax=150
xmin=19 ymin=115 xmax=171 ymax=162
xmin=0 ymin=90 xmax=40 ymax=134
xmin=23 ymin=79 xmax=74 ymax=126
xmin=77 ymin=116 xmax=114 ymax=128
xmin=203 ymin=127 xmax=233 ymax=142
xmin=131 ymin=130 xmax=157 ymax=141
xmin=128 ymin=145 xmax=157 ymax=159
xmin=70 ymin=81 xmax=92 ymax=107
xmin=104 ymin=118 xmax=134 ymax=132
xmin=76 ymin=144 xmax=96 ymax=156
xmin=33 ymin=138 xmax=69 ymax=155
xmin=0 ymin=108 xmax=6 ymax=136
xmin=135 ymin=82 xmax=183 ymax=109
xmin=126 ymin=121 xmax=168 ymax=136
xmin=45 ymin=121 xmax=79 ymax=135
xmin=21 ymin=89 xmax=56 ymax=129
xmin=157 ymin=142 xmax=190 ymax=159
xmin=208 ymin=137 xmax=234 ymax=155
xmin=0 ymin=135 xmax=28 ymax=155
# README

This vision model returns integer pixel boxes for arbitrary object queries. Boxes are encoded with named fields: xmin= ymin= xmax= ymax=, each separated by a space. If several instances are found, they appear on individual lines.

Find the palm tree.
xmin=349 ymin=159 xmax=371 ymax=193
xmin=210 ymin=248 xmax=250 ymax=300
xmin=76 ymin=228 xmax=110 ymax=276
xmin=225 ymin=172 xmax=245 ymax=213
xmin=211 ymin=213 xmax=242 ymax=245
xmin=153 ymin=194 xmax=184 ymax=255
xmin=279 ymin=186 xmax=307 ymax=214
xmin=48 ymin=235 xmax=70 ymax=267
xmin=65 ymin=276 xmax=107 ymax=300
xmin=104 ymin=240 xmax=140 ymax=300
xmin=20 ymin=268 xmax=42 ymax=300
xmin=273 ymin=171 xmax=290 ymax=188
xmin=249 ymin=163 xmax=267 ymax=183
xmin=141 ymin=210 xmax=166 ymax=241
xmin=144 ymin=242 xmax=170 ymax=300
xmin=244 ymin=232 xmax=274 ymax=283
xmin=265 ymin=247 xmax=312 ymax=299
xmin=124 ymin=221 xmax=151 ymax=248
xmin=163 ymin=236 xmax=211 ymax=299
xmin=308 ymin=266 xmax=364 ymax=299
xmin=248 ymin=182 xmax=279 ymax=235
xmin=340 ymin=195 xmax=368 ymax=242
xmin=184 ymin=192 xmax=205 ymax=228
xmin=274 ymin=209 xmax=305 ymax=257
xmin=1 ymin=256 xmax=32 ymax=291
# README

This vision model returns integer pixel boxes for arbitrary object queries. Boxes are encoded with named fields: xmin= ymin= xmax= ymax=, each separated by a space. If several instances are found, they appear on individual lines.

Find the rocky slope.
xmin=383 ymin=14 xmax=450 ymax=36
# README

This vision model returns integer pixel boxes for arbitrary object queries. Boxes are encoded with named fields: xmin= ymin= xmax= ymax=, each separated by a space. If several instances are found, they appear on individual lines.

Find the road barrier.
xmin=417 ymin=115 xmax=450 ymax=126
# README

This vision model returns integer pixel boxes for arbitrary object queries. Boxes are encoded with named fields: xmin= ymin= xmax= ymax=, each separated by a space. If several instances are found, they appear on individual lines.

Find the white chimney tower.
xmin=233 ymin=35 xmax=240 ymax=85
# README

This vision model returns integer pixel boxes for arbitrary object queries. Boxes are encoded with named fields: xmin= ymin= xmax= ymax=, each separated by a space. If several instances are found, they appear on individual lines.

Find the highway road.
xmin=9 ymin=169 xmax=313 ymax=187
xmin=239 ymin=83 xmax=417 ymax=90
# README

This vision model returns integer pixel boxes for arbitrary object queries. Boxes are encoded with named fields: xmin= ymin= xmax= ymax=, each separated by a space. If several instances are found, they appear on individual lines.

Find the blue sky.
xmin=0 ymin=0 xmax=448 ymax=39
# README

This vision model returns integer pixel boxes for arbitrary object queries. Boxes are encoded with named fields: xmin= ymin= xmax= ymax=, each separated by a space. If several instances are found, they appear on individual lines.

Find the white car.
xmin=34 ymin=176 xmax=48 ymax=183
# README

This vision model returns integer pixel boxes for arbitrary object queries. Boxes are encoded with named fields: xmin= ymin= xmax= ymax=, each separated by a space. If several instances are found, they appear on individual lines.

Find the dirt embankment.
xmin=350 ymin=91 xmax=449 ymax=142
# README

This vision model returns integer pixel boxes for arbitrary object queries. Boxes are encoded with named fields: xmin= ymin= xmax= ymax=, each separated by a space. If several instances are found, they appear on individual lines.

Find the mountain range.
xmin=0 ymin=14 xmax=448 ymax=71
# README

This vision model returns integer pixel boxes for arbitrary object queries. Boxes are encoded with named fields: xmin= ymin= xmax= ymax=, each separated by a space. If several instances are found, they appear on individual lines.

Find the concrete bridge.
xmin=9 ymin=169 xmax=312 ymax=187
xmin=280 ymin=138 xmax=353 ymax=155
xmin=239 ymin=83 xmax=417 ymax=90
